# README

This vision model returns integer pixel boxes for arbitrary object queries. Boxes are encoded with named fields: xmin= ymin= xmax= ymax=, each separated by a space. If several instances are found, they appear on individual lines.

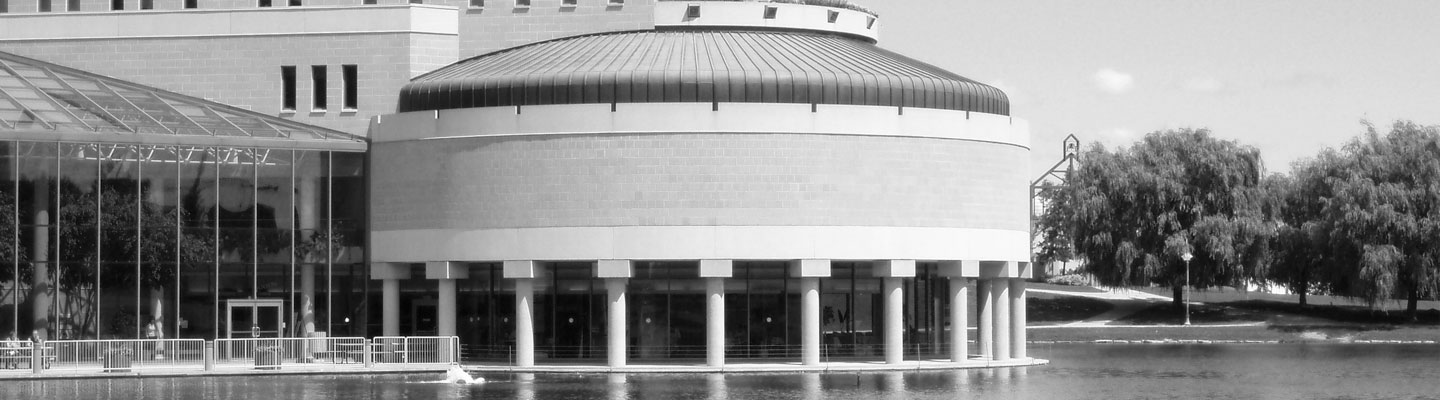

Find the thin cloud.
xmin=1182 ymin=77 xmax=1223 ymax=94
xmin=1094 ymin=127 xmax=1139 ymax=145
xmin=1093 ymin=68 xmax=1135 ymax=94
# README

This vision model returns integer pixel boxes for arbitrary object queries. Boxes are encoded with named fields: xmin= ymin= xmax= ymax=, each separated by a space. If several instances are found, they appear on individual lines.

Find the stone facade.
xmin=372 ymin=132 xmax=1028 ymax=231
xmin=458 ymin=0 xmax=653 ymax=57
xmin=0 ymin=31 xmax=453 ymax=135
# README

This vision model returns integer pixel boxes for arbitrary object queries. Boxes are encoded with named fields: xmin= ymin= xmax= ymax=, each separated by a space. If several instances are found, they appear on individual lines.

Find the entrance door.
xmin=226 ymin=299 xmax=286 ymax=338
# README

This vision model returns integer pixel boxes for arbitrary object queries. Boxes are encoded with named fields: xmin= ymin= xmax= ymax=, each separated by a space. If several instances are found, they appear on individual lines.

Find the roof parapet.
xmin=655 ymin=1 xmax=878 ymax=44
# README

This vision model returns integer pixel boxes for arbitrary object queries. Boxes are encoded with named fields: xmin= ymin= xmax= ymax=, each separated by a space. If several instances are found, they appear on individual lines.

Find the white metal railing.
xmin=0 ymin=339 xmax=206 ymax=373
xmin=1 ymin=336 xmax=457 ymax=375
xmin=371 ymin=336 xmax=460 ymax=364
xmin=212 ymin=337 xmax=369 ymax=369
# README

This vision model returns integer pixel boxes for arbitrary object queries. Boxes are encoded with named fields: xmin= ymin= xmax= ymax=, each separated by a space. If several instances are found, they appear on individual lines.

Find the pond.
xmin=6 ymin=344 xmax=1439 ymax=400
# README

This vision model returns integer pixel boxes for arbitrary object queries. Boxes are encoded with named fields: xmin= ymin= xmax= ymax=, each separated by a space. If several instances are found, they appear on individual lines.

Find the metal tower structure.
xmin=1030 ymin=134 xmax=1080 ymax=247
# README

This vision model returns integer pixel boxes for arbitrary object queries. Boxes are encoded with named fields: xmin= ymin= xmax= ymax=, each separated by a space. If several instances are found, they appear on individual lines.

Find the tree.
xmin=1267 ymin=149 xmax=1348 ymax=306
xmin=1308 ymin=121 xmax=1440 ymax=318
xmin=1041 ymin=128 xmax=1276 ymax=307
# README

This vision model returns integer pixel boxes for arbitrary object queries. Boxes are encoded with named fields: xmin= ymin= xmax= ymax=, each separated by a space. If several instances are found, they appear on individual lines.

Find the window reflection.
xmin=0 ymin=140 xmax=365 ymax=341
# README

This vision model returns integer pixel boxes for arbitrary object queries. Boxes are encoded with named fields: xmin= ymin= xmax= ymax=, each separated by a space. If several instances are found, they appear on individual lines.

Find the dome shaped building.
xmin=369 ymin=1 xmax=1034 ymax=369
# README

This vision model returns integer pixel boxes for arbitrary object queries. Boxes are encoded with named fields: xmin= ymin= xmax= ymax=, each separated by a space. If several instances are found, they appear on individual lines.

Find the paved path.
xmin=1029 ymin=286 xmax=1268 ymax=329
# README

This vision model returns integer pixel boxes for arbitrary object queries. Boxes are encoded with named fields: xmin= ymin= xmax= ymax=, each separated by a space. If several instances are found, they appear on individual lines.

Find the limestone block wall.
xmin=458 ymin=0 xmax=654 ymax=58
xmin=372 ymin=132 xmax=1029 ymax=232
xmin=0 ymin=31 xmax=453 ymax=136
xmin=0 ymin=5 xmax=459 ymax=136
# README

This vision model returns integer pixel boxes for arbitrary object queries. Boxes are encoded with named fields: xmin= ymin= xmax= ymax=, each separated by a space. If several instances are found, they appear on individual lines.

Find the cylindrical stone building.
xmin=370 ymin=1 xmax=1032 ymax=368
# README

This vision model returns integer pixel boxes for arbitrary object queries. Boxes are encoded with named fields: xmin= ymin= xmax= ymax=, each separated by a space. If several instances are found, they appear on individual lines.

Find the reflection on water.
xmin=5 ymin=344 xmax=1440 ymax=400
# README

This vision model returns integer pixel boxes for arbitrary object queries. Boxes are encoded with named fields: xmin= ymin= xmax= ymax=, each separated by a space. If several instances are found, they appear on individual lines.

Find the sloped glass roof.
xmin=0 ymin=50 xmax=365 ymax=151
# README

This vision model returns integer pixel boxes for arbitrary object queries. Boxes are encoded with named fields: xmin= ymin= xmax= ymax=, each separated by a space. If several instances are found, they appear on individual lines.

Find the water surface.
xmin=5 ymin=344 xmax=1438 ymax=400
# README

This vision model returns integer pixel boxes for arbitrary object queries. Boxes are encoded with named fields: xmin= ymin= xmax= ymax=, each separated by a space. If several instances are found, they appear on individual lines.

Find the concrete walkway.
xmin=0 ymin=358 xmax=1048 ymax=380
xmin=464 ymin=358 xmax=1048 ymax=374
xmin=0 ymin=363 xmax=453 ymax=381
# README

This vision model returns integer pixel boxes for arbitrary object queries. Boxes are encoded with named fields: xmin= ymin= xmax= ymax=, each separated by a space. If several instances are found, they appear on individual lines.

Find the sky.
xmin=866 ymin=0 xmax=1440 ymax=178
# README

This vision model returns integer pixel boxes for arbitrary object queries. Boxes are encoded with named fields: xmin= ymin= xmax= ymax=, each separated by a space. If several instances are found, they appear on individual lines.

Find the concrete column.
xmin=1010 ymin=278 xmax=1027 ymax=359
xmin=382 ymin=279 xmax=400 ymax=337
xmin=605 ymin=278 xmax=628 ymax=367
xmin=800 ymin=277 xmax=820 ymax=366
xmin=883 ymin=277 xmax=904 ymax=364
xmin=300 ymin=264 xmax=316 ymax=336
xmin=505 ymin=260 xmax=538 ymax=367
xmin=426 ymin=261 xmax=468 ymax=338
xmin=514 ymin=278 xmax=535 ymax=367
xmin=873 ymin=260 xmax=915 ymax=365
xmin=701 ymin=259 xmax=733 ymax=368
xmin=977 ymin=279 xmax=992 ymax=360
xmin=992 ymin=279 xmax=1011 ymax=361
xmin=705 ymin=277 xmax=726 ymax=367
xmin=948 ymin=277 xmax=968 ymax=362
xmin=30 ymin=209 xmax=49 ymax=341
xmin=371 ymin=263 xmax=411 ymax=337
xmin=438 ymin=279 xmax=456 ymax=336
xmin=789 ymin=259 xmax=830 ymax=366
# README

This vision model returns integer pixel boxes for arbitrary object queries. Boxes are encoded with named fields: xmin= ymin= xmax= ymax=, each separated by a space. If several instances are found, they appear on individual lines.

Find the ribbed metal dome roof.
xmin=399 ymin=30 xmax=1009 ymax=115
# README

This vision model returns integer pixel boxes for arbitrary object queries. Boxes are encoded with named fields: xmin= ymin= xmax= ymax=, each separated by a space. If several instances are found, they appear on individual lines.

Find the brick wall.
xmin=459 ymin=0 xmax=654 ymax=57
xmin=372 ymin=133 xmax=1030 ymax=232
xmin=0 ymin=31 xmax=456 ymax=136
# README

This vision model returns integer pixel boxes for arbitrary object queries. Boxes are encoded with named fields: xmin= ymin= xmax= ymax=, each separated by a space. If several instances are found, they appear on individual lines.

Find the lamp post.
xmin=1180 ymin=252 xmax=1193 ymax=326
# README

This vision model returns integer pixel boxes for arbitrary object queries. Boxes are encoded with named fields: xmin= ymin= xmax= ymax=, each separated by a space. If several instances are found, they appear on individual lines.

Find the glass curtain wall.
xmin=724 ymin=262 xmax=799 ymax=359
xmin=535 ymin=262 xmax=605 ymax=361
xmin=908 ymin=262 xmax=944 ymax=358
xmin=457 ymin=262 xmax=515 ymax=362
xmin=0 ymin=142 xmax=16 ymax=338
xmin=628 ymin=261 xmax=703 ymax=359
xmin=821 ymin=262 xmax=879 ymax=357
xmin=0 ymin=140 xmax=365 ymax=341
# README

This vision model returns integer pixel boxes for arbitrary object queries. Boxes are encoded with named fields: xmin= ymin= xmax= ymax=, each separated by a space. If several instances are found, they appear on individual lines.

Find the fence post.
xmin=31 ymin=342 xmax=41 ymax=375
xmin=203 ymin=341 xmax=214 ymax=371
xmin=363 ymin=339 xmax=373 ymax=368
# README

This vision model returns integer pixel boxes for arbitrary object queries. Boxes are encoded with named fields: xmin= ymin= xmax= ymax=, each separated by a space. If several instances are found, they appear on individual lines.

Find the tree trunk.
xmin=1298 ymin=274 xmax=1307 ymax=306
xmin=1172 ymin=285 xmax=1184 ymax=310
xmin=1406 ymin=288 xmax=1419 ymax=322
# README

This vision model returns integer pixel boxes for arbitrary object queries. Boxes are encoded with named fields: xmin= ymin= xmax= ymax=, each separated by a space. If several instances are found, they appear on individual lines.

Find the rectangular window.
xmin=184 ymin=0 xmax=195 ymax=8
xmin=258 ymin=0 xmax=270 ymax=7
xmin=468 ymin=0 xmax=481 ymax=8
xmin=38 ymin=0 xmax=48 ymax=12
xmin=281 ymin=66 xmax=296 ymax=111
xmin=66 ymin=0 xmax=76 ymax=10
xmin=0 ymin=0 xmax=7 ymax=13
xmin=140 ymin=0 xmax=151 ymax=9
xmin=561 ymin=0 xmax=575 ymax=6
xmin=363 ymin=0 xmax=375 ymax=4
xmin=607 ymin=0 xmax=622 ymax=4
xmin=111 ymin=0 xmax=121 ymax=10
xmin=827 ymin=10 xmax=838 ymax=23
xmin=409 ymin=0 xmax=422 ymax=3
xmin=763 ymin=6 xmax=776 ymax=19
xmin=289 ymin=0 xmax=299 ymax=5
xmin=311 ymin=65 xmax=327 ymax=111
xmin=514 ymin=0 xmax=528 ymax=7
xmin=341 ymin=65 xmax=358 ymax=111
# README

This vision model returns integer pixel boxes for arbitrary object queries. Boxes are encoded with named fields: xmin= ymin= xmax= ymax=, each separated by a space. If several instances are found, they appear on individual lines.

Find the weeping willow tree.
xmin=1309 ymin=121 xmax=1440 ymax=319
xmin=1040 ymin=128 xmax=1278 ymax=308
